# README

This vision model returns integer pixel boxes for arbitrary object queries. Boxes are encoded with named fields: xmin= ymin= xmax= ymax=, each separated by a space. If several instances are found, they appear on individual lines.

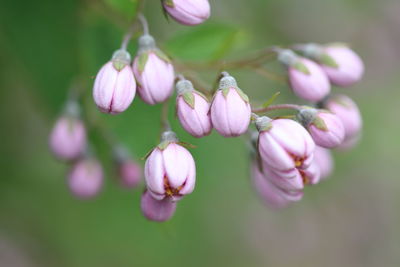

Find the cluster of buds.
xmin=49 ymin=1 xmax=365 ymax=222
xmin=93 ymin=20 xmax=175 ymax=112
xmin=277 ymin=44 xmax=364 ymax=102
xmin=49 ymin=100 xmax=142 ymax=199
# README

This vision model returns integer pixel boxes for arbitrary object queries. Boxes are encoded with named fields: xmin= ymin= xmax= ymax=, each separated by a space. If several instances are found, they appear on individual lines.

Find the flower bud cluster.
xmin=49 ymin=6 xmax=365 ymax=220
xmin=277 ymin=44 xmax=364 ymax=102
xmin=93 ymin=32 xmax=175 ymax=113
xmin=49 ymin=100 xmax=142 ymax=200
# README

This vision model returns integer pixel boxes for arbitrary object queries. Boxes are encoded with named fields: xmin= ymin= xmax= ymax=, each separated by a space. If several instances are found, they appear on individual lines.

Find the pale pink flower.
xmin=133 ymin=35 xmax=174 ymax=105
xmin=210 ymin=74 xmax=251 ymax=137
xmin=145 ymin=131 xmax=196 ymax=201
xmin=321 ymin=45 xmax=364 ymax=87
xmin=176 ymin=79 xmax=212 ymax=138
xmin=49 ymin=116 xmax=86 ymax=161
xmin=163 ymin=0 xmax=210 ymax=26
xmin=141 ymin=190 xmax=177 ymax=222
xmin=93 ymin=50 xmax=136 ymax=114
xmin=67 ymin=158 xmax=103 ymax=199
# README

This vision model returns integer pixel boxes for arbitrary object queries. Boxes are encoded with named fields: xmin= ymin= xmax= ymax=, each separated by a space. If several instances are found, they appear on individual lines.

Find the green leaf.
xmin=312 ymin=116 xmax=328 ymax=131
xmin=165 ymin=23 xmax=247 ymax=61
xmin=183 ymin=91 xmax=195 ymax=109
xmin=137 ymin=52 xmax=149 ymax=73
xmin=319 ymin=53 xmax=339 ymax=68
xmin=154 ymin=49 xmax=171 ymax=63
xmin=293 ymin=61 xmax=311 ymax=75
xmin=262 ymin=91 xmax=280 ymax=108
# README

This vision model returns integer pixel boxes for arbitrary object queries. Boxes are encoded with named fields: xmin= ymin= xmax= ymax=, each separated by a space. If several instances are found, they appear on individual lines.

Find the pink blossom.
xmin=67 ymin=158 xmax=103 ymax=199
xmin=324 ymin=94 xmax=362 ymax=141
xmin=288 ymin=57 xmax=331 ymax=102
xmin=163 ymin=0 xmax=210 ymax=26
xmin=256 ymin=117 xmax=315 ymax=172
xmin=298 ymin=108 xmax=345 ymax=148
xmin=93 ymin=50 xmax=136 ymax=114
xmin=49 ymin=116 xmax=86 ymax=161
xmin=118 ymin=160 xmax=142 ymax=188
xmin=251 ymin=162 xmax=303 ymax=209
xmin=210 ymin=74 xmax=251 ymax=137
xmin=176 ymin=79 xmax=212 ymax=138
xmin=145 ymin=132 xmax=196 ymax=201
xmin=321 ymin=45 xmax=364 ymax=87
xmin=141 ymin=190 xmax=177 ymax=222
xmin=133 ymin=36 xmax=174 ymax=105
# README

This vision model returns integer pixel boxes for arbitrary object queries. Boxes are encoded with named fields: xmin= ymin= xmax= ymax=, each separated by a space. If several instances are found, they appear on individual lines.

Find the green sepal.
xmin=262 ymin=91 xmax=280 ymax=108
xmin=137 ymin=52 xmax=149 ymax=73
xmin=221 ymin=87 xmax=230 ymax=98
xmin=112 ymin=61 xmax=127 ymax=72
xmin=157 ymin=140 xmax=172 ymax=150
xmin=259 ymin=123 xmax=272 ymax=132
xmin=312 ymin=116 xmax=328 ymax=131
xmin=182 ymin=91 xmax=195 ymax=109
xmin=163 ymin=0 xmax=174 ymax=7
xmin=177 ymin=141 xmax=196 ymax=149
xmin=293 ymin=61 xmax=311 ymax=75
xmin=154 ymin=49 xmax=171 ymax=63
xmin=319 ymin=53 xmax=339 ymax=68
xmin=235 ymin=88 xmax=250 ymax=103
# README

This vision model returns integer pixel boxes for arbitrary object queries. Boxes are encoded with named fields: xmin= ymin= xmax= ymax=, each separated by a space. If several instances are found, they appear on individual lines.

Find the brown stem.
xmin=252 ymin=104 xmax=302 ymax=114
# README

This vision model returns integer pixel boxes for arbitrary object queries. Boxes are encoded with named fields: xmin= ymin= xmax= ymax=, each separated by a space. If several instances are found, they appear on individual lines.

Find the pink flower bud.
xmin=297 ymin=108 xmax=345 ymax=148
xmin=176 ymin=79 xmax=212 ymax=138
xmin=49 ymin=116 xmax=86 ymax=161
xmin=145 ymin=131 xmax=196 ymax=201
xmin=163 ymin=0 xmax=210 ymax=26
xmin=260 ymin=158 xmax=321 ymax=192
xmin=278 ymin=50 xmax=330 ymax=102
xmin=210 ymin=74 xmax=251 ymax=137
xmin=141 ymin=190 xmax=177 ymax=222
xmin=288 ymin=58 xmax=331 ymax=102
xmin=324 ymin=94 xmax=362 ymax=140
xmin=256 ymin=117 xmax=315 ymax=172
xmin=251 ymin=162 xmax=303 ymax=209
xmin=118 ymin=160 xmax=142 ymax=188
xmin=133 ymin=35 xmax=175 ymax=105
xmin=93 ymin=50 xmax=136 ymax=114
xmin=67 ymin=158 xmax=103 ymax=199
xmin=320 ymin=45 xmax=364 ymax=87
xmin=313 ymin=146 xmax=334 ymax=179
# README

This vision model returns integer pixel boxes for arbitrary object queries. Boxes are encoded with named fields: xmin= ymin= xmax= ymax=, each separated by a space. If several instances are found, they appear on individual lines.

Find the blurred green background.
xmin=1 ymin=0 xmax=400 ymax=266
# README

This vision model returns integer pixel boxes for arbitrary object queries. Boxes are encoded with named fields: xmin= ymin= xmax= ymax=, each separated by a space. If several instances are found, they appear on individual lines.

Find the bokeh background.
xmin=1 ymin=0 xmax=400 ymax=266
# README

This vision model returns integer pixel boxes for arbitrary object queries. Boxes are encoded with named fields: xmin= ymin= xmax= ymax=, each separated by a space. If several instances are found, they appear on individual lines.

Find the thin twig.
xmin=252 ymin=104 xmax=302 ymax=114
